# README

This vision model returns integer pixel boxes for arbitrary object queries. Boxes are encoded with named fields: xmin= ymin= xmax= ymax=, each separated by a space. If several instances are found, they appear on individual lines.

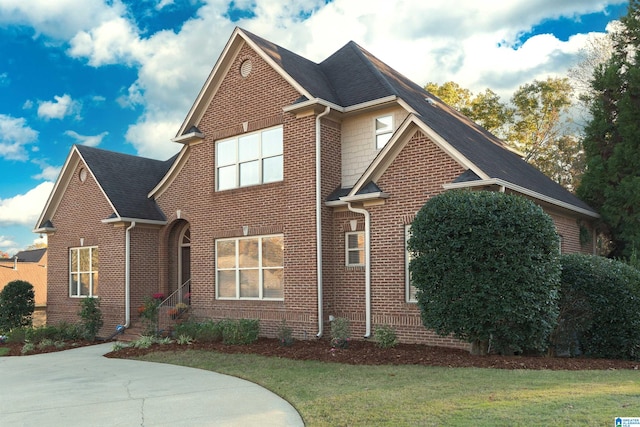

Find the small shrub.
xmin=176 ymin=334 xmax=194 ymax=345
xmin=173 ymin=319 xmax=200 ymax=339
xmin=112 ymin=342 xmax=129 ymax=352
xmin=139 ymin=296 xmax=160 ymax=335
xmin=21 ymin=342 xmax=35 ymax=354
xmin=55 ymin=321 xmax=83 ymax=341
xmin=0 ymin=280 xmax=35 ymax=332
xmin=6 ymin=327 xmax=27 ymax=343
xmin=132 ymin=335 xmax=156 ymax=349
xmin=54 ymin=341 xmax=67 ymax=349
xmin=221 ymin=319 xmax=260 ymax=345
xmin=374 ymin=325 xmax=398 ymax=349
xmin=78 ymin=297 xmax=103 ymax=341
xmin=330 ymin=317 xmax=351 ymax=349
xmin=276 ymin=319 xmax=294 ymax=346
xmin=195 ymin=320 xmax=223 ymax=343
xmin=156 ymin=336 xmax=173 ymax=345
xmin=37 ymin=338 xmax=55 ymax=350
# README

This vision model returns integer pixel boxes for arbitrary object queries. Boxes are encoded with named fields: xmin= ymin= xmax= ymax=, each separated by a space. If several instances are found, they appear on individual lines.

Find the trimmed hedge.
xmin=408 ymin=190 xmax=561 ymax=355
xmin=554 ymin=254 xmax=640 ymax=360
xmin=0 ymin=280 xmax=35 ymax=332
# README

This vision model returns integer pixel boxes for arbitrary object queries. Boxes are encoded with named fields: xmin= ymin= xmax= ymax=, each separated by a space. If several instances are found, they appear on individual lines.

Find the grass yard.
xmin=135 ymin=350 xmax=640 ymax=426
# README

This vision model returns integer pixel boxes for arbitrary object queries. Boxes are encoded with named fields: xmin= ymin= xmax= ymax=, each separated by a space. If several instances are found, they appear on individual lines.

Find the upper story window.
xmin=216 ymin=126 xmax=283 ymax=191
xmin=375 ymin=115 xmax=393 ymax=149
xmin=70 ymin=246 xmax=99 ymax=297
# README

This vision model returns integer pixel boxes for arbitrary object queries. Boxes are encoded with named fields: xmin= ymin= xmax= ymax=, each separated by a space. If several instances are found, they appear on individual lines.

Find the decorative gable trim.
xmin=33 ymin=146 xmax=119 ymax=233
xmin=348 ymin=114 xmax=488 ymax=198
xmin=443 ymin=178 xmax=600 ymax=219
xmin=176 ymin=27 xmax=312 ymax=138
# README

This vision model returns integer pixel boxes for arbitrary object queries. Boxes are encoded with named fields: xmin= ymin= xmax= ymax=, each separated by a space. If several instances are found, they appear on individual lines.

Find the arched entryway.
xmin=167 ymin=220 xmax=191 ymax=304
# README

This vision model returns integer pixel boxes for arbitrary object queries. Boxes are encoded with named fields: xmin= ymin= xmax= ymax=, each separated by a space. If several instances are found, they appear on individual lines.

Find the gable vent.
xmin=240 ymin=59 xmax=253 ymax=78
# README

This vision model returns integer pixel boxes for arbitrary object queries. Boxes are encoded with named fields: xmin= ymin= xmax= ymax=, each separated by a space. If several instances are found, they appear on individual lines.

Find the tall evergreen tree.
xmin=578 ymin=0 xmax=640 ymax=258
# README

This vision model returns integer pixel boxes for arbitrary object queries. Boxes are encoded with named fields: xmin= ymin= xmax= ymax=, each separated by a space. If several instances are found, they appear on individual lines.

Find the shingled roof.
xmin=75 ymin=145 xmax=176 ymax=222
xmin=242 ymin=28 xmax=596 ymax=216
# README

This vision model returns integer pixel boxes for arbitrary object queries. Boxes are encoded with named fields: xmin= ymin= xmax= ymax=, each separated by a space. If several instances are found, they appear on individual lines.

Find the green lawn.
xmin=135 ymin=350 xmax=640 ymax=426
xmin=0 ymin=347 xmax=9 ymax=356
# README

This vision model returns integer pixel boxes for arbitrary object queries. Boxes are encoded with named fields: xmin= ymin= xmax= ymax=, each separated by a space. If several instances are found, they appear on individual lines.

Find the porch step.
xmin=115 ymin=323 xmax=146 ymax=343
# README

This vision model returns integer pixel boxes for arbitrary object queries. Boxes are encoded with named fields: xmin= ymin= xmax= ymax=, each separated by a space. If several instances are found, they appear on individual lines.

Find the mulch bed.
xmin=3 ymin=337 xmax=639 ymax=370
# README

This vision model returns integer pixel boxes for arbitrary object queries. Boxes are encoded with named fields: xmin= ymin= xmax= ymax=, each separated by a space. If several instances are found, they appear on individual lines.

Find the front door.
xmin=178 ymin=226 xmax=191 ymax=303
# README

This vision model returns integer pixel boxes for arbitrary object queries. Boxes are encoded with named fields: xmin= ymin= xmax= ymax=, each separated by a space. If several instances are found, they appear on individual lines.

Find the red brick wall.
xmin=156 ymin=41 xmax=327 ymax=338
xmin=46 ymin=160 xmax=127 ymax=336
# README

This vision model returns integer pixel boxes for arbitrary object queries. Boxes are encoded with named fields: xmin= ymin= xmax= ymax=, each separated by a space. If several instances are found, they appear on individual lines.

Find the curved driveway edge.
xmin=0 ymin=343 xmax=304 ymax=426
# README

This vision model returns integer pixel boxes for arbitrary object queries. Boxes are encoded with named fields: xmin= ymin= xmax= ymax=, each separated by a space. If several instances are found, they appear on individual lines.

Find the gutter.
xmin=316 ymin=106 xmax=331 ymax=338
xmin=346 ymin=202 xmax=372 ymax=338
xmin=124 ymin=221 xmax=136 ymax=329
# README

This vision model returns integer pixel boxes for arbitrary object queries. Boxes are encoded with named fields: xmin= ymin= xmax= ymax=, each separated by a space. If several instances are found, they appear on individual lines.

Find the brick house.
xmin=35 ymin=28 xmax=597 ymax=346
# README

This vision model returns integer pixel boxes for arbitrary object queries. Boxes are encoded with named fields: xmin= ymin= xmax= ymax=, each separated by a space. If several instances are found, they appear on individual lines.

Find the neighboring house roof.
xmin=35 ymin=145 xmax=176 ymax=231
xmin=241 ymin=28 xmax=597 ymax=217
xmin=13 ymin=248 xmax=46 ymax=263
xmin=0 ymin=249 xmax=47 ymax=307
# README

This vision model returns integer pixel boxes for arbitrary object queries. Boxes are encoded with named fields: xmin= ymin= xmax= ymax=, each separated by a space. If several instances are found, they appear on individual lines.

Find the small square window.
xmin=346 ymin=232 xmax=364 ymax=266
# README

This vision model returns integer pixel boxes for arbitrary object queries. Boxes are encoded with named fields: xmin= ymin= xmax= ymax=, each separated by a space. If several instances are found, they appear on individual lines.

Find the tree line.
xmin=425 ymin=0 xmax=640 ymax=259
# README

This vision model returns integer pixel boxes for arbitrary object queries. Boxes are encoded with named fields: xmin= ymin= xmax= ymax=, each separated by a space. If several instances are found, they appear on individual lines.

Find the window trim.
xmin=375 ymin=114 xmax=393 ymax=150
xmin=215 ymin=125 xmax=283 ymax=191
xmin=215 ymin=234 xmax=284 ymax=301
xmin=69 ymin=246 xmax=98 ymax=298
xmin=405 ymin=225 xmax=417 ymax=303
xmin=345 ymin=231 xmax=365 ymax=267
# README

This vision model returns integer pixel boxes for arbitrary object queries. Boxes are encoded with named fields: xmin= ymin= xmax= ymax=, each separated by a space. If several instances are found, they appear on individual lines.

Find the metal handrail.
xmin=157 ymin=279 xmax=191 ymax=333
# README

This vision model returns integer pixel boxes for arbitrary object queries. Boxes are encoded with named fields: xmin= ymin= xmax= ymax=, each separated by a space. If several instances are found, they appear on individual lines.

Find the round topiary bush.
xmin=0 ymin=280 xmax=35 ymax=332
xmin=407 ymin=190 xmax=561 ymax=355
xmin=553 ymin=254 xmax=640 ymax=360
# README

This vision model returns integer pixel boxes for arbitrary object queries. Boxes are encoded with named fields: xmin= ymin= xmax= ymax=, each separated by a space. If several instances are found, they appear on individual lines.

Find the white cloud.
xmin=37 ymin=94 xmax=80 ymax=120
xmin=64 ymin=130 xmax=108 ymax=147
xmin=0 ymin=236 xmax=18 ymax=249
xmin=0 ymin=114 xmax=39 ymax=161
xmin=1 ymin=0 xmax=627 ymax=158
xmin=31 ymin=160 xmax=62 ymax=181
xmin=0 ymin=182 xmax=53 ymax=227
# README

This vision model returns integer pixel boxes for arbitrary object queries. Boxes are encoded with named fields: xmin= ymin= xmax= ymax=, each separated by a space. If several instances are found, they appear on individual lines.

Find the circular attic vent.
xmin=240 ymin=59 xmax=253 ymax=77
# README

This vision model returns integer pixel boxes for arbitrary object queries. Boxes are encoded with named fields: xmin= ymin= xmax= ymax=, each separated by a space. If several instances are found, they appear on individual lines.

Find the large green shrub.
xmin=220 ymin=319 xmax=260 ymax=345
xmin=0 ymin=280 xmax=35 ymax=332
xmin=554 ymin=254 xmax=640 ymax=360
xmin=78 ymin=297 xmax=103 ymax=341
xmin=407 ymin=190 xmax=561 ymax=355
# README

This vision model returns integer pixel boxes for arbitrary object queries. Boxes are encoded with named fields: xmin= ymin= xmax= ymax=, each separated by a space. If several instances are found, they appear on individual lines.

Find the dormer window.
xmin=375 ymin=115 xmax=393 ymax=149
xmin=216 ymin=126 xmax=283 ymax=191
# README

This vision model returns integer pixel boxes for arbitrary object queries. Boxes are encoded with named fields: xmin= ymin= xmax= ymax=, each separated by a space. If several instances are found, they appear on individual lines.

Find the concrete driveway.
xmin=0 ymin=343 xmax=304 ymax=426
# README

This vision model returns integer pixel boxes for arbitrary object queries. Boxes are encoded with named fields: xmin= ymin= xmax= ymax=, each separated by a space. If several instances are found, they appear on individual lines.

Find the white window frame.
xmin=375 ymin=115 xmax=393 ymax=149
xmin=345 ymin=231 xmax=365 ymax=266
xmin=405 ymin=225 xmax=417 ymax=303
xmin=215 ymin=125 xmax=283 ymax=191
xmin=69 ymin=246 xmax=98 ymax=298
xmin=215 ymin=234 xmax=284 ymax=300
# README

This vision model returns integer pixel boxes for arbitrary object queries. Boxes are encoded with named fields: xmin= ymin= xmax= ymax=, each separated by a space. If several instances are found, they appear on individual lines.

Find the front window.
xmin=216 ymin=126 xmax=283 ymax=190
xmin=406 ymin=226 xmax=417 ymax=302
xmin=216 ymin=235 xmax=284 ymax=300
xmin=70 ymin=247 xmax=99 ymax=297
xmin=375 ymin=115 xmax=393 ymax=149
xmin=345 ymin=232 xmax=364 ymax=266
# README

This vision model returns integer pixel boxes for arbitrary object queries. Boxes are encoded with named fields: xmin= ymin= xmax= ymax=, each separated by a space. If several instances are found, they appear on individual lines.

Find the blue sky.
xmin=0 ymin=0 xmax=629 ymax=256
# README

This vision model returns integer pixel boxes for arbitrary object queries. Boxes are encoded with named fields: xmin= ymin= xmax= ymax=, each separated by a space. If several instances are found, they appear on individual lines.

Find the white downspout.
xmin=124 ymin=221 xmax=136 ymax=328
xmin=316 ymin=106 xmax=331 ymax=338
xmin=347 ymin=202 xmax=371 ymax=338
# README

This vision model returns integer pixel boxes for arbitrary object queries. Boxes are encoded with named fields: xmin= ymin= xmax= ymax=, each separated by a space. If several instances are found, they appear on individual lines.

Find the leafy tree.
xmin=425 ymin=81 xmax=511 ymax=135
xmin=577 ymin=0 xmax=640 ymax=259
xmin=407 ymin=191 xmax=560 ymax=355
xmin=508 ymin=77 xmax=582 ymax=187
xmin=0 ymin=280 xmax=35 ymax=332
